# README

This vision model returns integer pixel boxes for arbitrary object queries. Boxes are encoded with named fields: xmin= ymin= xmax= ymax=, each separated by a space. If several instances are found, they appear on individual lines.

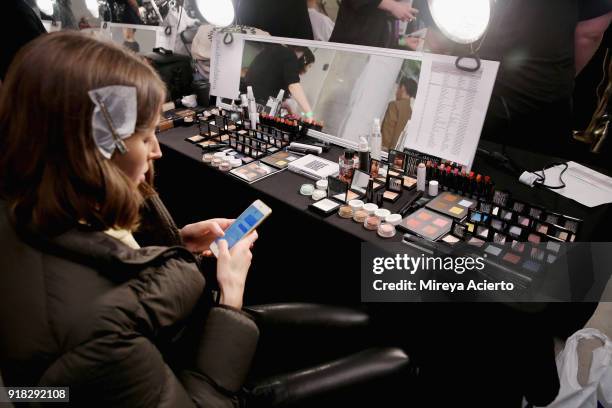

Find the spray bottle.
xmin=370 ymin=118 xmax=382 ymax=161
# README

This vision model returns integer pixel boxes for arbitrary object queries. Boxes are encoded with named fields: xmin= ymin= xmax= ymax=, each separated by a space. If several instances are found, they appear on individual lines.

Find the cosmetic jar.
xmin=364 ymin=214 xmax=382 ymax=231
xmin=213 ymin=152 xmax=227 ymax=159
xmin=211 ymin=158 xmax=223 ymax=167
xmin=363 ymin=203 xmax=379 ymax=215
xmin=219 ymin=161 xmax=232 ymax=172
xmin=300 ymin=184 xmax=315 ymax=196
xmin=338 ymin=205 xmax=353 ymax=219
xmin=353 ymin=209 xmax=368 ymax=223
xmin=385 ymin=214 xmax=402 ymax=226
xmin=202 ymin=153 xmax=214 ymax=163
xmin=349 ymin=199 xmax=364 ymax=212
xmin=316 ymin=179 xmax=328 ymax=191
xmin=429 ymin=180 xmax=439 ymax=197
xmin=311 ymin=189 xmax=327 ymax=201
xmin=183 ymin=116 xmax=194 ymax=125
xmin=374 ymin=208 xmax=391 ymax=219
xmin=377 ymin=222 xmax=397 ymax=238
xmin=230 ymin=158 xmax=242 ymax=168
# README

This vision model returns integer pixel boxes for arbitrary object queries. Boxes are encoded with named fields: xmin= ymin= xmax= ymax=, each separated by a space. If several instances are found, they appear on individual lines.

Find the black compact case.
xmin=328 ymin=176 xmax=350 ymax=204
xmin=383 ymin=175 xmax=404 ymax=202
xmin=388 ymin=149 xmax=408 ymax=173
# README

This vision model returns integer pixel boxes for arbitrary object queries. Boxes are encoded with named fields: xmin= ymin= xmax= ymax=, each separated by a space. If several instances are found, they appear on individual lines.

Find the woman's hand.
xmin=216 ymin=231 xmax=259 ymax=309
xmin=180 ymin=219 xmax=234 ymax=255
xmin=379 ymin=0 xmax=419 ymax=21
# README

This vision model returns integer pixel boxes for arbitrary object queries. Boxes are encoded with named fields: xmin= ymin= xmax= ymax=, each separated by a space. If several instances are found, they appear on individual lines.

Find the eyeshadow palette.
xmin=426 ymin=192 xmax=477 ymax=220
xmin=398 ymin=208 xmax=453 ymax=241
xmin=260 ymin=151 xmax=302 ymax=169
xmin=230 ymin=161 xmax=280 ymax=184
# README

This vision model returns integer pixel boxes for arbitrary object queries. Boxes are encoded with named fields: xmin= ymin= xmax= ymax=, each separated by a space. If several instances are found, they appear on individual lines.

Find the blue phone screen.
xmin=216 ymin=204 xmax=264 ymax=250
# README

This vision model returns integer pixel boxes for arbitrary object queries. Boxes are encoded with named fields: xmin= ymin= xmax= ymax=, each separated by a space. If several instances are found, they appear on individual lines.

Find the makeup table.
xmin=155 ymin=125 xmax=612 ymax=305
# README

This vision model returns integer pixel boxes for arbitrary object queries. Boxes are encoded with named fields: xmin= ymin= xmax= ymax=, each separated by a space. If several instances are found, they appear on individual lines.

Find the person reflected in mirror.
xmin=308 ymin=0 xmax=335 ymax=41
xmin=381 ymin=77 xmax=417 ymax=150
xmin=243 ymin=44 xmax=316 ymax=119
xmin=122 ymin=27 xmax=140 ymax=53
xmin=330 ymin=0 xmax=419 ymax=48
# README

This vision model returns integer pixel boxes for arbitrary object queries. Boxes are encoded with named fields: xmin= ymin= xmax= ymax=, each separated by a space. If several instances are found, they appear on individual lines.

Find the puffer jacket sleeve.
xmin=38 ymin=257 xmax=259 ymax=407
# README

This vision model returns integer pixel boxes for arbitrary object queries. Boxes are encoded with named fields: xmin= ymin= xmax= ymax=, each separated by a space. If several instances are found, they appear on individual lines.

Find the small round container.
xmin=311 ymin=189 xmax=327 ymax=201
xmin=353 ymin=209 xmax=368 ymax=223
xmin=338 ymin=205 xmax=353 ymax=219
xmin=230 ymin=158 xmax=242 ymax=168
xmin=374 ymin=208 xmax=391 ymax=219
xmin=202 ymin=153 xmax=214 ymax=163
xmin=211 ymin=158 xmax=223 ymax=167
xmin=300 ymin=184 xmax=315 ymax=196
xmin=213 ymin=152 xmax=227 ymax=159
xmin=183 ymin=116 xmax=194 ymax=125
xmin=219 ymin=161 xmax=232 ymax=172
xmin=364 ymin=214 xmax=382 ymax=231
xmin=348 ymin=199 xmax=364 ymax=212
xmin=316 ymin=179 xmax=328 ymax=191
xmin=429 ymin=180 xmax=439 ymax=197
xmin=363 ymin=203 xmax=379 ymax=215
xmin=385 ymin=214 xmax=402 ymax=226
xmin=377 ymin=222 xmax=397 ymax=238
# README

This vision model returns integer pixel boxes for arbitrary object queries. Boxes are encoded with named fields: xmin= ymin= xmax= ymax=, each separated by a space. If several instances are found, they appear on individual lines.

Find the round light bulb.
xmin=428 ymin=0 xmax=491 ymax=44
xmin=195 ymin=0 xmax=235 ymax=27
xmin=36 ymin=0 xmax=55 ymax=16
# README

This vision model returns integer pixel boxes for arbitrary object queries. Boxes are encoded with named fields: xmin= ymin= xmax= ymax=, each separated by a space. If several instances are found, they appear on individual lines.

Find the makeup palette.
xmin=440 ymin=221 xmax=469 ymax=246
xmin=260 ymin=151 xmax=301 ymax=169
xmin=309 ymin=198 xmax=341 ymax=216
xmin=328 ymin=176 xmax=349 ymax=203
xmin=384 ymin=175 xmax=404 ymax=202
xmin=350 ymin=170 xmax=370 ymax=197
xmin=398 ymin=208 xmax=452 ymax=241
xmin=426 ymin=192 xmax=476 ymax=220
xmin=230 ymin=161 xmax=280 ymax=184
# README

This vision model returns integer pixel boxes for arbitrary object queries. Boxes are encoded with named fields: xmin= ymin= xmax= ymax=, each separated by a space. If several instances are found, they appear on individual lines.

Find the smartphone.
xmin=209 ymin=199 xmax=272 ymax=257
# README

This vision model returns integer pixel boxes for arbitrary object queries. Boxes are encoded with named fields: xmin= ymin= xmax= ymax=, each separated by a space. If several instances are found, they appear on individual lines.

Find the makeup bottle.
xmin=417 ymin=162 xmax=426 ymax=192
xmin=339 ymin=150 xmax=355 ymax=183
xmin=370 ymin=118 xmax=382 ymax=161
xmin=358 ymin=137 xmax=370 ymax=172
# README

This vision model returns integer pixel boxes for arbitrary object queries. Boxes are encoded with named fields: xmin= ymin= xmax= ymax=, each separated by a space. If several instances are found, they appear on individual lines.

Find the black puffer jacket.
xmin=0 ymin=198 xmax=259 ymax=407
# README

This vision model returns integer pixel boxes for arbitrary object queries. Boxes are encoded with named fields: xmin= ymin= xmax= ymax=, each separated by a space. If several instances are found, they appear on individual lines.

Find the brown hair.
xmin=0 ymin=31 xmax=166 ymax=235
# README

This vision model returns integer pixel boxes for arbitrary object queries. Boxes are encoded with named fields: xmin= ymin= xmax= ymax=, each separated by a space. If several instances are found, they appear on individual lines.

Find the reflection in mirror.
xmin=240 ymin=39 xmax=421 ymax=153
xmin=108 ymin=23 xmax=158 ymax=54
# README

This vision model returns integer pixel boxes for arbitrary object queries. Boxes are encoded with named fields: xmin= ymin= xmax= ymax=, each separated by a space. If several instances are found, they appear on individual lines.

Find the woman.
xmin=243 ymin=44 xmax=315 ymax=118
xmin=0 ymin=31 xmax=259 ymax=406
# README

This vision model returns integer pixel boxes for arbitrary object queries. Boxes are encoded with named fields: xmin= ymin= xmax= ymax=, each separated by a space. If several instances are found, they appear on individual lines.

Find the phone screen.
xmin=216 ymin=204 xmax=265 ymax=249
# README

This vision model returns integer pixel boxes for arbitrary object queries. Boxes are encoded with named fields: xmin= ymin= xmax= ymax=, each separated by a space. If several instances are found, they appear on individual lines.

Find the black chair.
xmin=243 ymin=304 xmax=413 ymax=406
